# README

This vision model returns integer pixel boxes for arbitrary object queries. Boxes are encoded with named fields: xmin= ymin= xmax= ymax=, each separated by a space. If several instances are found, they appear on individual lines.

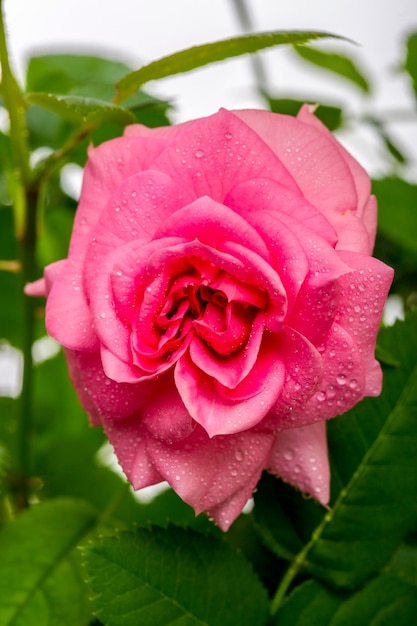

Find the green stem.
xmin=0 ymin=0 xmax=31 ymax=186
xmin=1 ymin=0 xmax=36 ymax=508
xmin=269 ymin=508 xmax=333 ymax=616
xmin=229 ymin=0 xmax=269 ymax=95
xmin=16 ymin=189 xmax=39 ymax=509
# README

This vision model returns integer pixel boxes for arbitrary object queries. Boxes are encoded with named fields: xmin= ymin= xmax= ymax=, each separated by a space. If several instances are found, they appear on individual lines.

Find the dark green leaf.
xmin=330 ymin=573 xmax=417 ymax=625
xmin=116 ymin=30 xmax=346 ymax=101
xmin=25 ymin=93 xmax=135 ymax=127
xmin=373 ymin=178 xmax=417 ymax=256
xmin=272 ymin=579 xmax=344 ymax=625
xmin=273 ymin=574 xmax=417 ymax=625
xmin=256 ymin=315 xmax=417 ymax=589
xmin=386 ymin=542 xmax=417 ymax=586
xmin=254 ymin=473 xmax=323 ymax=562
xmin=0 ymin=498 xmax=97 ymax=625
xmin=380 ymin=131 xmax=408 ymax=164
xmin=404 ymin=32 xmax=417 ymax=99
xmin=293 ymin=45 xmax=370 ymax=92
xmin=25 ymin=54 xmax=132 ymax=97
xmin=309 ymin=315 xmax=417 ymax=587
xmin=0 ymin=270 xmax=23 ymax=345
xmin=267 ymin=97 xmax=343 ymax=130
xmin=85 ymin=525 xmax=269 ymax=626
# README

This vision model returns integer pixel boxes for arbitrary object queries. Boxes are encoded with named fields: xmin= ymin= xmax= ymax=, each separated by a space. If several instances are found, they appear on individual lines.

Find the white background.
xmin=4 ymin=0 xmax=417 ymax=175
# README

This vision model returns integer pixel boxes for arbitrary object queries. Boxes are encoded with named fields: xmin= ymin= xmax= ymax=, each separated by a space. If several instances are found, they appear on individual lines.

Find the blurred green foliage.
xmin=0 ymin=12 xmax=416 ymax=625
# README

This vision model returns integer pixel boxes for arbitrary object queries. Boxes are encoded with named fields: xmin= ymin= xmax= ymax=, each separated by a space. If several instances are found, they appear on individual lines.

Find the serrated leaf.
xmin=256 ymin=314 xmax=417 ymax=589
xmin=308 ymin=315 xmax=417 ymax=587
xmin=372 ymin=178 xmax=417 ymax=255
xmin=404 ymin=32 xmax=417 ymax=99
xmin=293 ymin=45 xmax=370 ymax=92
xmin=25 ymin=93 xmax=135 ymax=127
xmin=273 ymin=574 xmax=417 ymax=626
xmin=116 ymin=30 xmax=346 ymax=101
xmin=85 ymin=525 xmax=269 ymax=626
xmin=0 ymin=498 xmax=97 ymax=625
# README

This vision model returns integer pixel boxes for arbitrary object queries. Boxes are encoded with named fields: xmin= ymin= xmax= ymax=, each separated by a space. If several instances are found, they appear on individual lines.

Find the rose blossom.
xmin=27 ymin=106 xmax=393 ymax=530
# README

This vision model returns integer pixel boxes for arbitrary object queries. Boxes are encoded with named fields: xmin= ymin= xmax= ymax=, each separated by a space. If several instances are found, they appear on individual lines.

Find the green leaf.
xmin=330 ymin=573 xmax=417 ymax=625
xmin=25 ymin=54 xmax=133 ymax=97
xmin=84 ymin=525 xmax=269 ymax=626
xmin=256 ymin=314 xmax=417 ymax=589
xmin=0 ymin=498 xmax=97 ymax=625
xmin=386 ymin=542 xmax=417 ymax=587
xmin=293 ymin=45 xmax=370 ymax=92
xmin=404 ymin=32 xmax=417 ymax=99
xmin=271 ymin=579 xmax=343 ymax=625
xmin=372 ymin=178 xmax=417 ymax=255
xmin=273 ymin=574 xmax=417 ymax=625
xmin=309 ymin=315 xmax=417 ymax=587
xmin=116 ymin=30 xmax=346 ymax=101
xmin=25 ymin=93 xmax=135 ymax=127
xmin=267 ymin=97 xmax=343 ymax=130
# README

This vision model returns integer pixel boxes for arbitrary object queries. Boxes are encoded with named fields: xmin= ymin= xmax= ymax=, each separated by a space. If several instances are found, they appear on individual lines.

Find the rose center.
xmin=155 ymin=266 xmax=267 ymax=357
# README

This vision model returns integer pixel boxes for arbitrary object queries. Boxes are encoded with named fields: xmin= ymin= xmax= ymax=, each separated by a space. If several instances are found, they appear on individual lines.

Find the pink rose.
xmin=29 ymin=106 xmax=393 ymax=530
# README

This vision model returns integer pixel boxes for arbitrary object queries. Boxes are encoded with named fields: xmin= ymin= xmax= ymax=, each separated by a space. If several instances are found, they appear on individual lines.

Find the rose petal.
xmin=225 ymin=177 xmax=337 ymax=246
xmin=335 ymin=249 xmax=394 ymax=395
xmin=65 ymin=348 xmax=159 ymax=423
xmin=101 ymin=414 xmax=163 ymax=489
xmin=154 ymin=195 xmax=272 ymax=263
xmin=262 ymin=327 xmax=323 ymax=431
xmin=234 ymin=109 xmax=368 ymax=252
xmin=188 ymin=315 xmax=265 ymax=389
xmin=297 ymin=104 xmax=372 ymax=218
xmin=46 ymin=259 xmax=98 ymax=351
xmin=268 ymin=421 xmax=330 ymax=505
xmin=289 ymin=323 xmax=366 ymax=426
xmin=68 ymin=136 xmax=170 ymax=255
xmin=147 ymin=425 xmax=274 ymax=530
xmin=175 ymin=338 xmax=286 ymax=437
xmin=152 ymin=108 xmax=299 ymax=203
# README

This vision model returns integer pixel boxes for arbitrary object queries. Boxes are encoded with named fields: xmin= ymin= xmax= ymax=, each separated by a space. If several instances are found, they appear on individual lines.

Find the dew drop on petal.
xmin=235 ymin=448 xmax=244 ymax=462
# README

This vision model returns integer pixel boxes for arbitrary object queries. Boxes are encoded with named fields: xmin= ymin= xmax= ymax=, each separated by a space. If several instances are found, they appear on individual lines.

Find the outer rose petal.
xmin=101 ymin=414 xmax=163 ymax=489
xmin=268 ymin=421 xmax=330 ymax=505
xmin=146 ymin=426 xmax=274 ymax=531
xmin=46 ymin=259 xmax=98 ymax=351
xmin=335 ymin=249 xmax=394 ymax=396
xmin=233 ymin=109 xmax=374 ymax=254
xmin=65 ymin=349 xmax=161 ymax=424
xmin=151 ymin=108 xmax=299 ymax=203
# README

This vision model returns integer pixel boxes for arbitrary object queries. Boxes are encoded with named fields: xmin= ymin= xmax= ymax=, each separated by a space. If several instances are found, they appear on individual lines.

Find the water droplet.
xmin=326 ymin=384 xmax=336 ymax=399
xmin=224 ymin=132 xmax=232 ymax=140
xmin=194 ymin=149 xmax=205 ymax=158
xmin=336 ymin=374 xmax=347 ymax=385
xmin=235 ymin=449 xmax=244 ymax=462
xmin=284 ymin=449 xmax=294 ymax=461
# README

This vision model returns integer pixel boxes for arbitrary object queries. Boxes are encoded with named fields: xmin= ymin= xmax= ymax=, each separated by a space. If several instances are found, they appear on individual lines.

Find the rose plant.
xmin=27 ymin=105 xmax=393 ymax=530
